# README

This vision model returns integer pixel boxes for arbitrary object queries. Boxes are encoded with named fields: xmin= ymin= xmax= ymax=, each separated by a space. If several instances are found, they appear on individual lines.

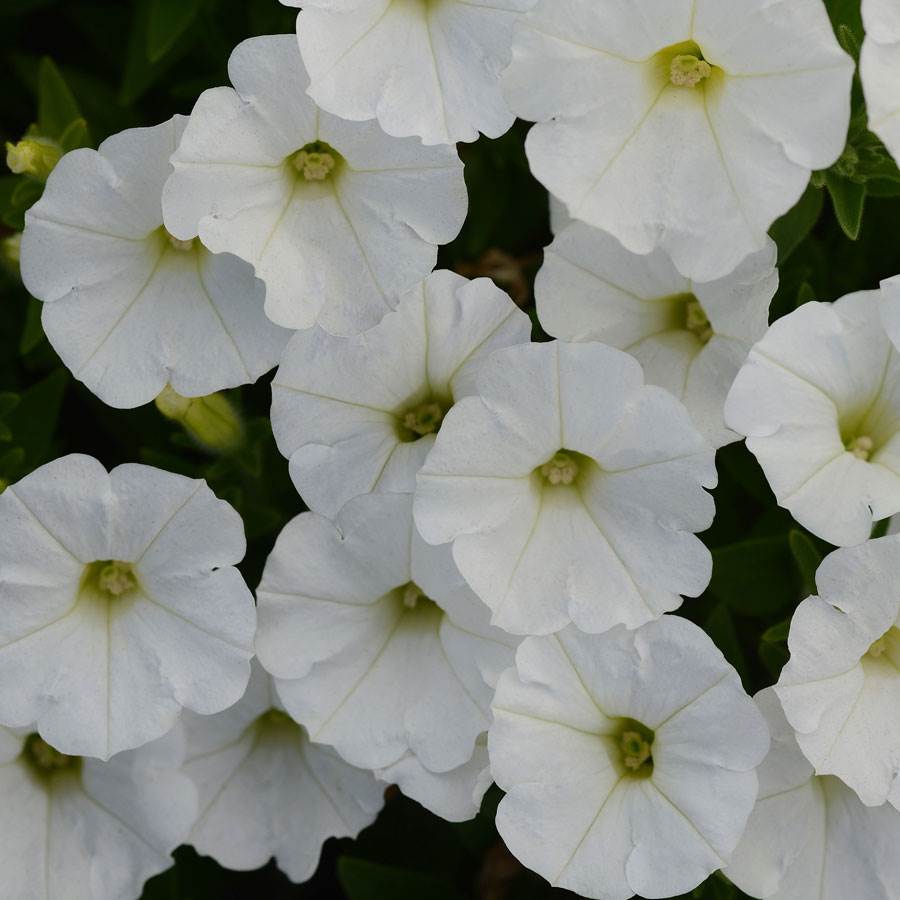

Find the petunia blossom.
xmin=881 ymin=273 xmax=900 ymax=355
xmin=19 ymin=117 xmax=288 ymax=409
xmin=489 ymin=615 xmax=769 ymax=900
xmin=283 ymin=0 xmax=537 ymax=145
xmin=0 ymin=454 xmax=256 ymax=760
xmin=726 ymin=688 xmax=900 ymax=900
xmin=271 ymin=269 xmax=531 ymax=517
xmin=414 ymin=340 xmax=716 ymax=637
xmin=0 ymin=724 xmax=197 ymax=900
xmin=162 ymin=34 xmax=467 ymax=333
xmin=725 ymin=291 xmax=900 ymax=547
xmin=502 ymin=0 xmax=853 ymax=282
xmin=536 ymin=222 xmax=776 ymax=448
xmin=255 ymin=492 xmax=518 ymax=821
xmin=775 ymin=535 xmax=900 ymax=810
xmin=861 ymin=0 xmax=900 ymax=164
xmin=182 ymin=661 xmax=384 ymax=882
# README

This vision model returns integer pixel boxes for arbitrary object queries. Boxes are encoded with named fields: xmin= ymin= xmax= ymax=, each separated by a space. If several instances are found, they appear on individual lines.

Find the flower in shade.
xmin=861 ymin=0 xmax=900 ymax=163
xmin=775 ymin=535 xmax=900 ymax=810
xmin=0 ymin=454 xmax=256 ymax=760
xmin=726 ymin=688 xmax=900 ymax=900
xmin=19 ymin=116 xmax=288 ymax=409
xmin=182 ymin=661 xmax=384 ymax=882
xmin=271 ymin=270 xmax=531 ymax=516
xmin=488 ymin=615 xmax=769 ymax=900
xmin=162 ymin=35 xmax=467 ymax=333
xmin=414 ymin=340 xmax=716 ymax=637
xmin=282 ymin=0 xmax=537 ymax=145
xmin=255 ymin=492 xmax=518 ymax=822
xmin=725 ymin=291 xmax=900 ymax=547
xmin=536 ymin=222 xmax=776 ymax=448
xmin=0 ymin=724 xmax=197 ymax=900
xmin=502 ymin=0 xmax=853 ymax=281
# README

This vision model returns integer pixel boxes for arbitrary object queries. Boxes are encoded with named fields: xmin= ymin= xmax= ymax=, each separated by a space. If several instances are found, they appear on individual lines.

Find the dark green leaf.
xmin=796 ymin=280 xmax=817 ymax=307
xmin=19 ymin=298 xmax=45 ymax=356
xmin=788 ymin=529 xmax=824 ymax=595
xmin=338 ymin=858 xmax=465 ymax=900
xmin=4 ymin=369 xmax=68 ymax=464
xmin=824 ymin=171 xmax=866 ymax=240
xmin=58 ymin=117 xmax=91 ymax=152
xmin=146 ymin=0 xmax=204 ymax=63
xmin=37 ymin=57 xmax=82 ymax=140
xmin=762 ymin=619 xmax=791 ymax=643
xmin=769 ymin=184 xmax=824 ymax=264
xmin=709 ymin=536 xmax=798 ymax=618
xmin=704 ymin=603 xmax=749 ymax=685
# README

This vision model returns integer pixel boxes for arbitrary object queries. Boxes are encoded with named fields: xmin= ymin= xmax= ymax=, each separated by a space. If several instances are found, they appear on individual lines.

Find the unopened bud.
xmin=6 ymin=136 xmax=62 ymax=181
xmin=155 ymin=385 xmax=244 ymax=454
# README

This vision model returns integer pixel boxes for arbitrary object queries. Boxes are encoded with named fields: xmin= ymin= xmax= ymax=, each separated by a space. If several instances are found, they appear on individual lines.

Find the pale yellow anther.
xmin=685 ymin=299 xmax=714 ymax=344
xmin=24 ymin=734 xmax=79 ymax=774
xmin=621 ymin=730 xmax=653 ymax=771
xmin=670 ymin=54 xmax=712 ymax=88
xmin=167 ymin=234 xmax=195 ymax=252
xmin=847 ymin=435 xmax=875 ymax=461
xmin=293 ymin=149 xmax=336 ymax=182
xmin=541 ymin=452 xmax=579 ymax=486
xmin=403 ymin=402 xmax=444 ymax=438
xmin=402 ymin=583 xmax=423 ymax=609
xmin=97 ymin=561 xmax=136 ymax=597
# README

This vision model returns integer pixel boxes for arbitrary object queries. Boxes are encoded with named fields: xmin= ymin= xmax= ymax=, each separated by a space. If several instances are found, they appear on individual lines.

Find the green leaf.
xmin=57 ymin=117 xmax=90 ymax=152
xmin=146 ymin=0 xmax=204 ymax=62
xmin=788 ymin=529 xmax=824 ymax=596
xmin=19 ymin=297 xmax=46 ymax=356
xmin=824 ymin=171 xmax=866 ymax=239
xmin=704 ymin=603 xmax=749 ymax=684
xmin=760 ymin=638 xmax=791 ymax=680
xmin=4 ymin=369 xmax=68 ymax=463
xmin=37 ymin=57 xmax=83 ymax=140
xmin=709 ymin=535 xmax=798 ymax=618
xmin=762 ymin=619 xmax=792 ymax=644
xmin=836 ymin=23 xmax=860 ymax=60
xmin=769 ymin=184 xmax=824 ymax=264
xmin=338 ymin=858 xmax=466 ymax=900
xmin=796 ymin=280 xmax=817 ymax=307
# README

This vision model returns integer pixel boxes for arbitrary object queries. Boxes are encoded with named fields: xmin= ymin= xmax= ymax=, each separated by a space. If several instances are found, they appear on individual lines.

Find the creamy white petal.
xmin=0 ymin=455 xmax=256 ymax=760
xmin=776 ymin=536 xmax=900 ymax=809
xmin=415 ymin=341 xmax=715 ymax=635
xmin=503 ymin=0 xmax=852 ymax=281
xmin=489 ymin=616 xmax=768 ymax=900
xmin=862 ymin=0 xmax=900 ymax=163
xmin=20 ymin=117 xmax=286 ymax=409
xmin=163 ymin=34 xmax=466 ymax=332
xmin=271 ymin=270 xmax=529 ymax=515
xmin=256 ymin=493 xmax=517 ymax=791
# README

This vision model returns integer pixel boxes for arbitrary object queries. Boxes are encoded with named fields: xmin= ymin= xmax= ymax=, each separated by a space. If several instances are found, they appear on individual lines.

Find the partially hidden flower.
xmin=271 ymin=270 xmax=531 ymax=517
xmin=20 ymin=116 xmax=288 ymax=409
xmin=283 ymin=0 xmax=537 ymax=145
xmin=861 ymin=0 xmax=900 ymax=164
xmin=775 ymin=536 xmax=900 ymax=810
xmin=0 ymin=724 xmax=197 ymax=900
xmin=414 ymin=340 xmax=717 ymax=636
xmin=725 ymin=290 xmax=900 ymax=547
xmin=162 ymin=35 xmax=467 ymax=333
xmin=536 ymin=222 xmax=777 ymax=448
xmin=182 ymin=660 xmax=384 ymax=881
xmin=255 ymin=492 xmax=519 ymax=822
xmin=502 ymin=0 xmax=853 ymax=281
xmin=489 ymin=615 xmax=769 ymax=900
xmin=0 ymin=454 xmax=256 ymax=759
xmin=726 ymin=688 xmax=900 ymax=900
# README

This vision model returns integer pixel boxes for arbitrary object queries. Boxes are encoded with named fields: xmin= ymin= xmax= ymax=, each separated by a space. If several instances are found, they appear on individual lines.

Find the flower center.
xmin=846 ymin=435 xmax=875 ymax=461
xmin=397 ymin=400 xmax=446 ymax=441
xmin=614 ymin=718 xmax=655 ymax=778
xmin=167 ymin=233 xmax=195 ymax=252
xmin=867 ymin=627 xmax=899 ymax=666
xmin=654 ymin=41 xmax=717 ymax=91
xmin=22 ymin=734 xmax=80 ymax=777
xmin=399 ymin=582 xmax=435 ymax=611
xmin=683 ymin=297 xmax=714 ymax=344
xmin=81 ymin=560 xmax=138 ymax=600
xmin=540 ymin=451 xmax=580 ymax=487
xmin=290 ymin=141 xmax=341 ymax=182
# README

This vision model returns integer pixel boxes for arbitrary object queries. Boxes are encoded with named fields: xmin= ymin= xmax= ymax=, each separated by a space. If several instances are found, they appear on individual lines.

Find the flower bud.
xmin=155 ymin=385 xmax=244 ymax=454
xmin=5 ymin=136 xmax=62 ymax=181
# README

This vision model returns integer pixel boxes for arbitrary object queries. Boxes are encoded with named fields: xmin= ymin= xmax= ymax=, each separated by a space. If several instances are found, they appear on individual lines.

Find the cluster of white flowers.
xmin=5 ymin=0 xmax=900 ymax=898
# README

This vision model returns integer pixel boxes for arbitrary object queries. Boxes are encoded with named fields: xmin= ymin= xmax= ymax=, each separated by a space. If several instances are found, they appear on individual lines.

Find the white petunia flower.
xmin=726 ymin=688 xmax=900 ymax=900
xmin=881 ymin=274 xmax=900 ymax=354
xmin=775 ymin=536 xmax=900 ymax=810
xmin=536 ymin=223 xmax=777 ymax=448
xmin=19 ymin=117 xmax=288 ymax=410
xmin=255 ymin=492 xmax=518 ymax=822
xmin=414 ymin=340 xmax=716 ymax=637
xmin=861 ymin=0 xmax=900 ymax=163
xmin=282 ymin=0 xmax=537 ymax=146
xmin=271 ymin=270 xmax=531 ymax=517
xmin=0 ymin=724 xmax=197 ymax=900
xmin=0 ymin=454 xmax=256 ymax=760
xmin=182 ymin=660 xmax=384 ymax=882
xmin=503 ymin=0 xmax=853 ymax=282
xmin=162 ymin=35 xmax=467 ymax=333
xmin=725 ymin=291 xmax=900 ymax=547
xmin=489 ymin=615 xmax=769 ymax=900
